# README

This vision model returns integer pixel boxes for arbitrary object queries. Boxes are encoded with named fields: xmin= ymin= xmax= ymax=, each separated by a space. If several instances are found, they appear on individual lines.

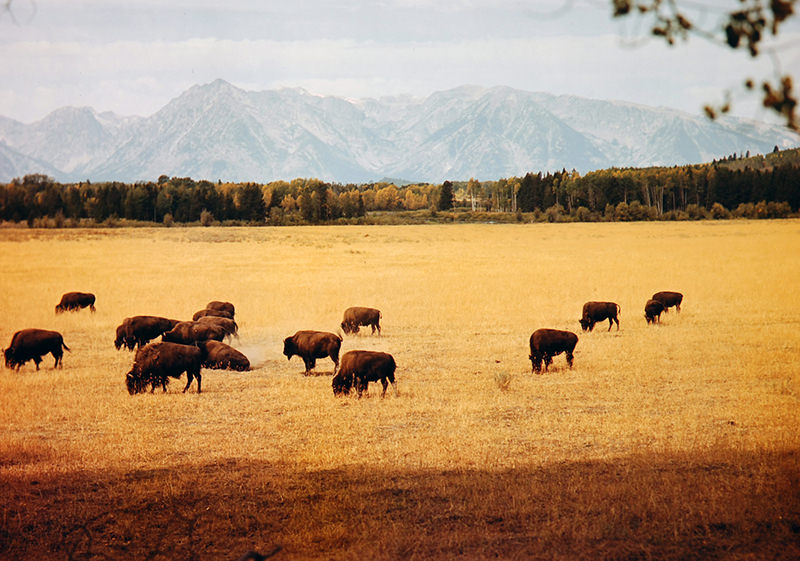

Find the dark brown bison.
xmin=4 ymin=329 xmax=70 ymax=370
xmin=283 ymin=330 xmax=342 ymax=375
xmin=579 ymin=301 xmax=620 ymax=332
xmin=644 ymin=299 xmax=666 ymax=324
xmin=206 ymin=301 xmax=235 ymax=318
xmin=192 ymin=308 xmax=234 ymax=321
xmin=55 ymin=292 xmax=96 ymax=313
xmin=114 ymin=316 xmax=181 ymax=351
xmin=196 ymin=316 xmax=238 ymax=338
xmin=340 ymin=306 xmax=382 ymax=335
xmin=332 ymin=350 xmax=397 ymax=398
xmin=162 ymin=321 xmax=226 ymax=345
xmin=652 ymin=291 xmax=683 ymax=312
xmin=125 ymin=341 xmax=204 ymax=394
xmin=199 ymin=340 xmax=250 ymax=371
xmin=529 ymin=329 xmax=578 ymax=373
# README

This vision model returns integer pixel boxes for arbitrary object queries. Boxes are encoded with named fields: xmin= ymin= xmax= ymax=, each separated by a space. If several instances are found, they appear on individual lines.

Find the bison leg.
xmin=543 ymin=354 xmax=553 ymax=372
xmin=53 ymin=350 xmax=63 ymax=368
xmin=380 ymin=378 xmax=389 ymax=397
xmin=566 ymin=351 xmax=574 ymax=369
xmin=33 ymin=356 xmax=42 ymax=371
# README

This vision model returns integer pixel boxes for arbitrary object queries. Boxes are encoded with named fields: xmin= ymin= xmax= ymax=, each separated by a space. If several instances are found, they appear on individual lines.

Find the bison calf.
xmin=644 ymin=299 xmax=666 ymax=324
xmin=283 ymin=330 xmax=342 ymax=375
xmin=162 ymin=321 xmax=226 ymax=345
xmin=332 ymin=350 xmax=397 ymax=398
xmin=579 ymin=301 xmax=620 ymax=332
xmin=4 ymin=329 xmax=70 ymax=371
xmin=529 ymin=328 xmax=578 ymax=373
xmin=206 ymin=300 xmax=235 ymax=318
xmin=126 ymin=341 xmax=204 ymax=394
xmin=652 ymin=291 xmax=683 ymax=313
xmin=199 ymin=340 xmax=250 ymax=371
xmin=114 ymin=316 xmax=180 ymax=351
xmin=341 ymin=306 xmax=382 ymax=335
xmin=55 ymin=292 xmax=96 ymax=313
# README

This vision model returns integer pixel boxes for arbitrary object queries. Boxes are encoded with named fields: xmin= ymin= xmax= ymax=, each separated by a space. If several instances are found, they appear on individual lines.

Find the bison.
xmin=652 ymin=291 xmax=683 ymax=313
xmin=114 ymin=316 xmax=181 ymax=351
xmin=125 ymin=341 xmax=204 ymax=394
xmin=332 ymin=350 xmax=397 ymax=398
xmin=199 ymin=340 xmax=250 ymax=371
xmin=529 ymin=328 xmax=578 ymax=373
xmin=192 ymin=308 xmax=234 ymax=321
xmin=644 ymin=299 xmax=666 ymax=324
xmin=162 ymin=321 xmax=226 ymax=345
xmin=196 ymin=315 xmax=238 ymax=339
xmin=4 ymin=329 xmax=70 ymax=371
xmin=55 ymin=292 xmax=96 ymax=313
xmin=283 ymin=330 xmax=342 ymax=375
xmin=206 ymin=301 xmax=235 ymax=318
xmin=579 ymin=301 xmax=620 ymax=332
xmin=340 ymin=306 xmax=382 ymax=335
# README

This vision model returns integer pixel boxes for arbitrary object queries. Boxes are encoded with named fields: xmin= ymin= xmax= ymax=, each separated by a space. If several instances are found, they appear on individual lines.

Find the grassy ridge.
xmin=0 ymin=221 xmax=798 ymax=559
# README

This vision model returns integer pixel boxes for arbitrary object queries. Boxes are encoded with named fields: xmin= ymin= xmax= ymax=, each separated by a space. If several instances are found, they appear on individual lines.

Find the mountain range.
xmin=1 ymin=79 xmax=798 ymax=184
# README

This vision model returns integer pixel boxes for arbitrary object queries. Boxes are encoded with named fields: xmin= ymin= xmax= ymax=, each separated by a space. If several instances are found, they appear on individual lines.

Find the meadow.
xmin=0 ymin=221 xmax=798 ymax=560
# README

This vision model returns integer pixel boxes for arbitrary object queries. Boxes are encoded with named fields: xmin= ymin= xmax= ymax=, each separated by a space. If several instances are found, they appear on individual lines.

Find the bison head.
xmin=125 ymin=370 xmax=147 ymax=395
xmin=4 ymin=347 xmax=18 ymax=369
xmin=114 ymin=326 xmax=125 ymax=350
xmin=579 ymin=318 xmax=591 ymax=331
xmin=282 ymin=337 xmax=297 ymax=360
xmin=332 ymin=371 xmax=353 ymax=396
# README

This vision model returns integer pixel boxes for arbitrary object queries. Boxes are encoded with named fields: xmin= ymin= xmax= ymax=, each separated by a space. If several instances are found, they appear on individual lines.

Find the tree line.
xmin=1 ymin=150 xmax=798 ymax=226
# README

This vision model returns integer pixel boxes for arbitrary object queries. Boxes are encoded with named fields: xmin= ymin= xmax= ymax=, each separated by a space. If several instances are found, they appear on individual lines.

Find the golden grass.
xmin=1 ymin=221 xmax=799 ymax=560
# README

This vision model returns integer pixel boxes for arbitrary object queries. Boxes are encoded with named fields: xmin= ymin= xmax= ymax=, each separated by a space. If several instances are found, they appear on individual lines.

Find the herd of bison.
xmin=2 ymin=290 xmax=683 ymax=397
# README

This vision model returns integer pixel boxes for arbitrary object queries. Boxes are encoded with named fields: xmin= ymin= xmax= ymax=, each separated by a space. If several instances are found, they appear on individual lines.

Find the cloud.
xmin=0 ymin=26 xmax=786 ymax=123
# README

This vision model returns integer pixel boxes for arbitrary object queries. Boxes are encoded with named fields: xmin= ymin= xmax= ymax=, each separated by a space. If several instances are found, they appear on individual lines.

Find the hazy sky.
xmin=1 ymin=0 xmax=798 ymax=123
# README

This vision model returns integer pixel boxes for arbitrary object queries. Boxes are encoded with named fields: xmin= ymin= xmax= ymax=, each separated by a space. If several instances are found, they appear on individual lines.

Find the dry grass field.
xmin=0 ymin=221 xmax=798 ymax=560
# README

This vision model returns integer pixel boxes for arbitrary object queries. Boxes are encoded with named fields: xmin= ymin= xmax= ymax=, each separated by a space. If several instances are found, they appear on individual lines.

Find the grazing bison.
xmin=529 ymin=328 xmax=578 ymax=373
xmin=283 ymin=330 xmax=342 ymax=375
xmin=114 ymin=316 xmax=180 ymax=351
xmin=196 ymin=316 xmax=238 ymax=339
xmin=652 ymin=291 xmax=683 ymax=313
xmin=55 ymin=292 xmax=96 ymax=313
xmin=579 ymin=301 xmax=620 ymax=332
xmin=332 ymin=350 xmax=397 ymax=398
xmin=199 ymin=340 xmax=250 ymax=371
xmin=192 ymin=308 xmax=234 ymax=321
xmin=644 ymin=299 xmax=666 ymax=324
xmin=340 ymin=306 xmax=382 ymax=335
xmin=126 ymin=341 xmax=203 ymax=394
xmin=206 ymin=301 xmax=235 ymax=318
xmin=4 ymin=329 xmax=70 ymax=370
xmin=162 ymin=321 xmax=226 ymax=345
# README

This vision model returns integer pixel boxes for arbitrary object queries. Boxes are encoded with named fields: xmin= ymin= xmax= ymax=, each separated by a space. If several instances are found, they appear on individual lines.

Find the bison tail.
xmin=62 ymin=340 xmax=71 ymax=352
xmin=617 ymin=303 xmax=621 ymax=315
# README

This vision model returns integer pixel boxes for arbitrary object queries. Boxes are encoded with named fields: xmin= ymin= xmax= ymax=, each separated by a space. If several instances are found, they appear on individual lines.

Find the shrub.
xmin=545 ymin=204 xmax=565 ymax=223
xmin=686 ymin=204 xmax=706 ymax=220
xmin=163 ymin=213 xmax=174 ymax=227
xmin=710 ymin=202 xmax=731 ymax=219
xmin=200 ymin=209 xmax=215 ymax=227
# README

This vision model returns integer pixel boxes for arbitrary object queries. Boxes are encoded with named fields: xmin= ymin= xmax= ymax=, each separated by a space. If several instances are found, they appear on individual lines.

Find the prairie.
xmin=0 ymin=221 xmax=798 ymax=560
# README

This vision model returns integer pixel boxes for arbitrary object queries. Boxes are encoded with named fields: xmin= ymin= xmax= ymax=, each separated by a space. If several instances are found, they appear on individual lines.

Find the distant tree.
xmin=437 ymin=181 xmax=454 ymax=211
xmin=237 ymin=183 xmax=267 ymax=222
